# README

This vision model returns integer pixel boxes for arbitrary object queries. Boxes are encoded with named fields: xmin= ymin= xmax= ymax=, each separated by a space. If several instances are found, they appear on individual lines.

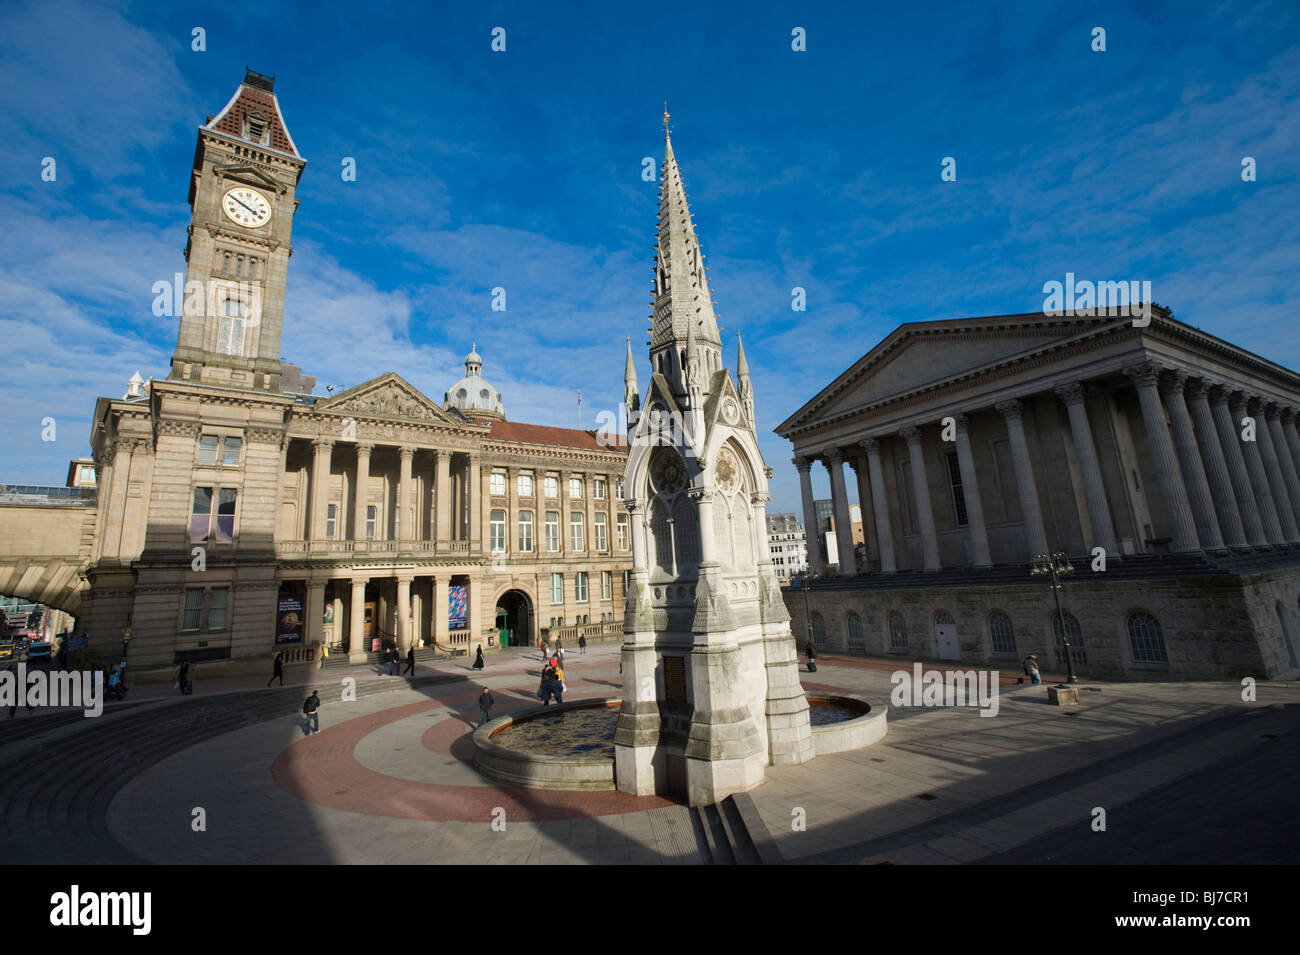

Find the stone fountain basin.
xmin=473 ymin=698 xmax=620 ymax=791
xmin=805 ymin=693 xmax=888 ymax=755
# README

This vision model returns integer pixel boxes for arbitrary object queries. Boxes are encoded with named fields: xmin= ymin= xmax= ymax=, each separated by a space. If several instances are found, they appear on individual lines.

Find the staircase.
xmin=320 ymin=645 xmax=453 ymax=669
xmin=689 ymin=794 xmax=782 ymax=864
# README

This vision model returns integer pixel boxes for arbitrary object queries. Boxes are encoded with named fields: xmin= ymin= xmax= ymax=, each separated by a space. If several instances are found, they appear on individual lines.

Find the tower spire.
xmin=737 ymin=332 xmax=754 ymax=427
xmin=624 ymin=336 xmax=640 ymax=414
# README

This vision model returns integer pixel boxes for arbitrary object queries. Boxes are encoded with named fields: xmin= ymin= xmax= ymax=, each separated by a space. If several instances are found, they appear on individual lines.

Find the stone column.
xmin=433 ymin=576 xmax=449 ymax=648
xmin=352 ymin=442 xmax=372 ymax=544
xmin=1186 ymin=380 xmax=1247 ymax=549
xmin=1124 ymin=365 xmax=1199 ymax=553
xmin=1158 ymin=372 xmax=1225 ymax=551
xmin=995 ymin=399 xmax=1050 ymax=559
xmin=1055 ymin=384 xmax=1120 ymax=559
xmin=310 ymin=438 xmax=334 ymax=541
xmin=899 ymin=426 xmax=941 ymax=571
xmin=794 ymin=456 xmax=824 ymax=575
xmin=1283 ymin=409 xmax=1300 ymax=495
xmin=1209 ymin=386 xmax=1268 ymax=546
xmin=399 ymin=447 xmax=414 ymax=543
xmin=849 ymin=457 xmax=878 ymax=572
xmin=628 ymin=501 xmax=648 ymax=572
xmin=952 ymin=413 xmax=992 ymax=568
xmin=860 ymin=438 xmax=897 ymax=574
xmin=348 ymin=577 xmax=368 ymax=663
xmin=1267 ymin=404 xmax=1300 ymax=536
xmin=1254 ymin=400 xmax=1300 ymax=542
xmin=468 ymin=454 xmax=483 ymax=548
xmin=305 ymin=580 xmax=326 ymax=647
xmin=1229 ymin=391 xmax=1285 ymax=544
xmin=435 ymin=450 xmax=451 ymax=542
xmin=395 ymin=576 xmax=412 ymax=652
xmin=825 ymin=450 xmax=857 ymax=574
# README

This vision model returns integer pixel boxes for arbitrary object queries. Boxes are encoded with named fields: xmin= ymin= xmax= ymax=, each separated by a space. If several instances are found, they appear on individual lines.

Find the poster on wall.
xmin=448 ymin=585 xmax=467 ymax=630
xmin=277 ymin=591 xmax=304 ymax=644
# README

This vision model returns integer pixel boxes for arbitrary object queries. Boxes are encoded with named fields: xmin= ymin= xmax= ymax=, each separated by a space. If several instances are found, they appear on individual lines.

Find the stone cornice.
xmin=155 ymin=418 xmax=201 ymax=438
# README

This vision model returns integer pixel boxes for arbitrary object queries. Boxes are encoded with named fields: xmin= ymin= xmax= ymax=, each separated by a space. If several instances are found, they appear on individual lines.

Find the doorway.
xmin=495 ymin=590 xmax=533 ymax=647
xmin=936 ymin=623 xmax=960 ymax=661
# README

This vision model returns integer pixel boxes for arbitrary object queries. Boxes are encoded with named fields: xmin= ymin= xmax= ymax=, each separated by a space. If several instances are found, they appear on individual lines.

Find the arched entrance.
xmin=495 ymin=590 xmax=533 ymax=647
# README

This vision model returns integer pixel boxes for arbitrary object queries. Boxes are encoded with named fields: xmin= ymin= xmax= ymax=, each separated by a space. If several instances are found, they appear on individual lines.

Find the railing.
xmin=541 ymin=620 xmax=622 ymax=645
xmin=273 ymin=538 xmax=474 ymax=559
xmin=0 ymin=485 xmax=97 ymax=506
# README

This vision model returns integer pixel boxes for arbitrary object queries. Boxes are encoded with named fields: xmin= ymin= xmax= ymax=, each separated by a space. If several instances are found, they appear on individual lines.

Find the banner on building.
xmin=448 ymin=585 xmax=467 ymax=631
xmin=276 ymin=591 xmax=304 ymax=644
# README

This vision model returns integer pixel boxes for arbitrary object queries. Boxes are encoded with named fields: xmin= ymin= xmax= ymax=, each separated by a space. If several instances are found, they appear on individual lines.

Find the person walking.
xmin=477 ymin=687 xmax=495 ymax=727
xmin=176 ymin=662 xmax=188 ymax=694
xmin=806 ymin=641 xmax=817 ymax=673
xmin=551 ymin=672 xmax=564 ymax=705
xmin=184 ymin=662 xmax=196 ymax=694
xmin=578 ymin=634 xmax=587 ymax=655
xmin=268 ymin=652 xmax=284 ymax=687
xmin=557 ymin=644 xmax=565 ymax=666
xmin=1023 ymin=653 xmax=1041 ymax=685
xmin=472 ymin=645 xmax=485 ymax=670
xmin=6 ymin=662 xmax=34 ymax=717
xmin=538 ymin=666 xmax=554 ymax=706
xmin=303 ymin=689 xmax=321 ymax=735
xmin=404 ymin=646 xmax=416 ymax=676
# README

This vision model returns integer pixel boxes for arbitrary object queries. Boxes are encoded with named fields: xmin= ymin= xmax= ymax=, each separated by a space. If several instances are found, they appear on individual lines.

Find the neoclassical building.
xmin=65 ymin=71 xmax=631 ymax=677
xmin=776 ymin=309 xmax=1300 ymax=680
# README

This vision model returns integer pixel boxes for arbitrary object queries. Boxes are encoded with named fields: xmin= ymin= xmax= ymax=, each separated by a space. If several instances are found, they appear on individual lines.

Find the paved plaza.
xmin=2 ymin=642 xmax=1297 ymax=865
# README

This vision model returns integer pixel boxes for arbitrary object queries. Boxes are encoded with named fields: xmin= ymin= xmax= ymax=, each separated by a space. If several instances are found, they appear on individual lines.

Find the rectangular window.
xmin=569 ymin=512 xmax=584 ymax=551
xmin=602 ymin=570 xmax=612 ymax=601
xmin=545 ymin=511 xmax=559 ymax=552
xmin=946 ymin=451 xmax=968 ymax=526
xmin=576 ymin=572 xmax=589 ymax=602
xmin=569 ymin=477 xmax=582 ymax=499
xmin=215 ymin=488 xmax=237 ymax=542
xmin=594 ymin=512 xmax=607 ymax=551
xmin=182 ymin=588 xmax=203 ymax=630
xmin=518 ymin=510 xmax=533 ymax=552
xmin=222 ymin=436 xmax=243 ymax=466
xmin=366 ymin=505 xmax=377 ymax=541
xmin=190 ymin=487 xmax=213 ymax=543
xmin=594 ymin=478 xmax=606 ymax=499
xmin=617 ymin=513 xmax=629 ymax=550
xmin=615 ymin=478 xmax=624 ymax=498
xmin=208 ymin=587 xmax=229 ymax=630
xmin=489 ymin=472 xmax=506 ymax=495
xmin=623 ymin=570 xmax=631 ymax=595
xmin=197 ymin=435 xmax=220 ymax=464
xmin=325 ymin=504 xmax=337 ymax=539
xmin=544 ymin=476 xmax=558 ymax=498
xmin=490 ymin=509 xmax=506 ymax=553
xmin=517 ymin=473 xmax=533 ymax=497
xmin=216 ymin=314 xmax=245 ymax=357
xmin=550 ymin=573 xmax=563 ymax=605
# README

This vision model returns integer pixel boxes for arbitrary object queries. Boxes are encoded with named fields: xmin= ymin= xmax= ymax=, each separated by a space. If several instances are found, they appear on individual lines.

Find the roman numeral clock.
xmin=221 ymin=186 xmax=272 ymax=228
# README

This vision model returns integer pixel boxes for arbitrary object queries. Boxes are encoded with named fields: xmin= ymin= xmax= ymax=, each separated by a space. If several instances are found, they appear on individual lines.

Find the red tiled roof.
xmin=207 ymin=84 xmax=298 ymax=157
xmin=485 ymin=419 xmax=626 ymax=452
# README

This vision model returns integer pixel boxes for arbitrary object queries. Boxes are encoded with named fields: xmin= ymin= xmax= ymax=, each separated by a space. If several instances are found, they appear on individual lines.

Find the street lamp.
xmin=800 ymin=571 xmax=820 ymax=653
xmin=1031 ymin=551 xmax=1077 ymax=683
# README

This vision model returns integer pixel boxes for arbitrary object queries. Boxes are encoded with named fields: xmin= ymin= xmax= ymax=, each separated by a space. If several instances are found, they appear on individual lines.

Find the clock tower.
xmin=170 ymin=69 xmax=306 ymax=392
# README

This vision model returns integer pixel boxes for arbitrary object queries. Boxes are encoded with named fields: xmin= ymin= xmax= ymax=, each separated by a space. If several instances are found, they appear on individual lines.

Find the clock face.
xmin=222 ymin=187 xmax=271 ymax=228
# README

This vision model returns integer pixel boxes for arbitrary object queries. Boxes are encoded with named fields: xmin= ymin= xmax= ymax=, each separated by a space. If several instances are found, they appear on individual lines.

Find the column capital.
xmin=624 ymin=499 xmax=642 ymax=513
xmin=399 ymin=446 xmax=415 ymax=461
xmin=354 ymin=441 xmax=374 ymax=455
xmin=793 ymin=455 xmax=813 ymax=472
xmin=1227 ymin=390 xmax=1250 ymax=412
xmin=899 ymin=425 xmax=923 ymax=444
xmin=1185 ymin=377 xmax=1211 ymax=401
xmin=952 ymin=412 xmax=972 ymax=434
xmin=1282 ymin=407 xmax=1297 ymax=425
xmin=311 ymin=437 xmax=335 ymax=452
xmin=750 ymin=491 xmax=770 ymax=506
xmin=1207 ymin=383 xmax=1231 ymax=407
xmin=825 ymin=448 xmax=845 ymax=465
xmin=858 ymin=437 xmax=881 ymax=455
xmin=1054 ymin=382 xmax=1087 ymax=406
xmin=1123 ymin=362 xmax=1161 ymax=388
xmin=1263 ymin=401 xmax=1282 ymax=421
xmin=1158 ymin=369 xmax=1190 ymax=396
xmin=994 ymin=398 xmax=1023 ymax=421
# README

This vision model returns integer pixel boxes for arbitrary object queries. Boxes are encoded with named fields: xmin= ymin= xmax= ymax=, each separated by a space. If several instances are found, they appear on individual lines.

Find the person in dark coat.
xmin=267 ymin=652 xmax=284 ymax=687
xmin=578 ymin=634 xmax=587 ymax=655
xmin=177 ymin=662 xmax=190 ymax=694
xmin=472 ymin=645 xmax=485 ymax=670
xmin=806 ymin=641 xmax=817 ymax=673
xmin=404 ymin=646 xmax=416 ymax=676
xmin=477 ymin=687 xmax=495 ymax=727
xmin=303 ymin=690 xmax=321 ymax=735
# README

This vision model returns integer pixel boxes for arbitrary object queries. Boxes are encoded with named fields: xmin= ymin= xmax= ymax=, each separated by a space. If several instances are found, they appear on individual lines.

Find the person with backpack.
xmin=578 ymin=634 xmax=587 ymax=655
xmin=268 ymin=652 xmax=284 ymax=687
xmin=303 ymin=689 xmax=321 ymax=734
xmin=477 ymin=687 xmax=495 ymax=727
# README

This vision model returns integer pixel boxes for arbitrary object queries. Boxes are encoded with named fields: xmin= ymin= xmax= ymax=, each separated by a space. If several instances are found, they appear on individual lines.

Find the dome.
xmin=443 ymin=343 xmax=505 ymax=420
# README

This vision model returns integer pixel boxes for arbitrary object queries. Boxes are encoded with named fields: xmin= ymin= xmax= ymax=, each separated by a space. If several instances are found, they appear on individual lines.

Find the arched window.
xmin=888 ymin=612 xmax=907 ymax=651
xmin=456 ymin=388 xmax=468 ymax=408
xmin=935 ymin=611 xmax=955 ymax=627
xmin=810 ymin=613 xmax=827 ymax=649
xmin=1127 ymin=611 xmax=1168 ymax=665
xmin=989 ymin=612 xmax=1016 ymax=657
xmin=847 ymin=612 xmax=865 ymax=652
xmin=1052 ymin=612 xmax=1086 ymax=665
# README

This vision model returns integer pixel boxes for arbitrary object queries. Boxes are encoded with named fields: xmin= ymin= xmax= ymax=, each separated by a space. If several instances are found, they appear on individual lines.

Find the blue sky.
xmin=1 ymin=0 xmax=1297 ymax=515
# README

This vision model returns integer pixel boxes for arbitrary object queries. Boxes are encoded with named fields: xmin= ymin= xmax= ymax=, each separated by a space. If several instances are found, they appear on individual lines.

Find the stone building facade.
xmin=776 ymin=310 xmax=1300 ymax=680
xmin=75 ymin=71 xmax=630 ymax=677
xmin=766 ymin=512 xmax=808 ymax=584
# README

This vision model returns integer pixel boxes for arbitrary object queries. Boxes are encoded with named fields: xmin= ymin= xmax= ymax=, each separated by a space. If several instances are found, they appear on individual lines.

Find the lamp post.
xmin=800 ymin=571 xmax=820 ymax=653
xmin=1031 ymin=551 xmax=1076 ymax=683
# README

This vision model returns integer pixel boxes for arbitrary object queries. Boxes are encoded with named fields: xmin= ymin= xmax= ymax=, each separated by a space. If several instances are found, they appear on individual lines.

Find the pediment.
xmin=215 ymin=164 xmax=284 ymax=193
xmin=314 ymin=373 xmax=451 ymax=424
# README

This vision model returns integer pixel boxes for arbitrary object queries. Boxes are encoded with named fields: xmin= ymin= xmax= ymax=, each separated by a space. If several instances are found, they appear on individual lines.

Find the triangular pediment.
xmin=215 ymin=164 xmax=283 ymax=193
xmin=314 ymin=373 xmax=453 ymax=423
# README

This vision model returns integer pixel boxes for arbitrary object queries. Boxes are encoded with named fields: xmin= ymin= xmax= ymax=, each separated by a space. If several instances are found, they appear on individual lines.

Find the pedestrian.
xmin=554 ymin=663 xmax=565 ymax=695
xmin=404 ymin=645 xmax=415 ymax=676
xmin=268 ymin=652 xmax=284 ymax=687
xmin=557 ymin=644 xmax=565 ymax=666
xmin=540 ymin=640 xmax=549 ymax=662
xmin=537 ymin=667 xmax=551 ymax=704
xmin=302 ymin=689 xmax=321 ymax=735
xmin=185 ymin=662 xmax=196 ymax=694
xmin=551 ymin=673 xmax=564 ymax=705
xmin=473 ymin=645 xmax=485 ymax=670
xmin=1023 ymin=653 xmax=1041 ymax=686
xmin=806 ymin=641 xmax=817 ymax=673
xmin=176 ymin=662 xmax=189 ymax=694
xmin=578 ymin=634 xmax=587 ymax=655
xmin=477 ymin=687 xmax=495 ymax=727
xmin=6 ymin=662 xmax=34 ymax=717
